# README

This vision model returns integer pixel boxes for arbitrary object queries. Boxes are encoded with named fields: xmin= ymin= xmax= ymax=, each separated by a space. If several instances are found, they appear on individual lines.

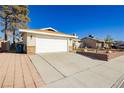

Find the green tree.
xmin=8 ymin=6 xmax=30 ymax=45
xmin=0 ymin=6 xmax=13 ymax=40
xmin=0 ymin=5 xmax=30 ymax=44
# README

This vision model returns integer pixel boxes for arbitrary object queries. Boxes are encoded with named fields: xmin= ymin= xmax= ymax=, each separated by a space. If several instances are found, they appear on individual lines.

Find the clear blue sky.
xmin=28 ymin=5 xmax=124 ymax=40
xmin=1 ymin=5 xmax=124 ymax=41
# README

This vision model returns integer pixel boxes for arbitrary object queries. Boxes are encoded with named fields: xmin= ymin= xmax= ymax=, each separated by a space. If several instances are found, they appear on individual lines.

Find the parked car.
xmin=112 ymin=41 xmax=124 ymax=49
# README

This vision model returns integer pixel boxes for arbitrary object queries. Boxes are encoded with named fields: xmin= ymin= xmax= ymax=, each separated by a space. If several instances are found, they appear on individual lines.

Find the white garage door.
xmin=36 ymin=37 xmax=68 ymax=53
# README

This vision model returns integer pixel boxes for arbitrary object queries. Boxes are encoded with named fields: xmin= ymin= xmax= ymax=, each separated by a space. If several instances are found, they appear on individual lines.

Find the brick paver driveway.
xmin=0 ymin=53 xmax=45 ymax=88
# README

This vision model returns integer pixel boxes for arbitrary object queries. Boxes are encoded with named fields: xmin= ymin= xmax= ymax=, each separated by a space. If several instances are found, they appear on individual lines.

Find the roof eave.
xmin=19 ymin=29 xmax=77 ymax=39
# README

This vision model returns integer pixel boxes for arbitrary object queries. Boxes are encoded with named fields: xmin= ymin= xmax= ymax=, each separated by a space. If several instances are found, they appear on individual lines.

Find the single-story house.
xmin=19 ymin=27 xmax=77 ymax=54
xmin=80 ymin=37 xmax=105 ymax=49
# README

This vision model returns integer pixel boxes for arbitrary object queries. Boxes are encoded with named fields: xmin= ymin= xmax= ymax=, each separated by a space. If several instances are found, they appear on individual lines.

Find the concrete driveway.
xmin=28 ymin=52 xmax=124 ymax=88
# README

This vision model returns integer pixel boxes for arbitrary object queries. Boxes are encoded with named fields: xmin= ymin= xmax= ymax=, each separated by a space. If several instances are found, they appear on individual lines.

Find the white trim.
xmin=40 ymin=27 xmax=58 ymax=32
xmin=19 ymin=29 xmax=77 ymax=38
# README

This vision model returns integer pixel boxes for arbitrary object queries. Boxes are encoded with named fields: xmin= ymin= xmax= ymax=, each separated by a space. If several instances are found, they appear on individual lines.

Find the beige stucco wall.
xmin=24 ymin=33 xmax=75 ymax=53
xmin=23 ymin=33 xmax=37 ymax=47
xmin=67 ymin=38 xmax=73 ymax=51
xmin=22 ymin=33 xmax=36 ymax=53
xmin=81 ymin=38 xmax=103 ymax=49
xmin=68 ymin=39 xmax=73 ymax=46
xmin=82 ymin=38 xmax=96 ymax=48
xmin=27 ymin=33 xmax=36 ymax=46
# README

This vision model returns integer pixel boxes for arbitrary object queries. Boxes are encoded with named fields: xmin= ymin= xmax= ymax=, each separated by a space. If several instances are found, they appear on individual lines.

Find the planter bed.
xmin=77 ymin=51 xmax=124 ymax=61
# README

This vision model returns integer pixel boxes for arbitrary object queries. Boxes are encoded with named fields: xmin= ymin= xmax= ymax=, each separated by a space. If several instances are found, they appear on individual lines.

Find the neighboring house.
xmin=19 ymin=27 xmax=77 ymax=54
xmin=80 ymin=37 xmax=105 ymax=49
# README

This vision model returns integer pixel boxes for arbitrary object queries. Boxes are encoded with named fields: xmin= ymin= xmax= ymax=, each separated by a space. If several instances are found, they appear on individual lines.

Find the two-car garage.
xmin=36 ymin=37 xmax=68 ymax=53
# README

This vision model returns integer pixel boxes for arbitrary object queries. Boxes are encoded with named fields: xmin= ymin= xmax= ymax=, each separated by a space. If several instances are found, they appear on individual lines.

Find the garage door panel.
xmin=36 ymin=38 xmax=68 ymax=53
